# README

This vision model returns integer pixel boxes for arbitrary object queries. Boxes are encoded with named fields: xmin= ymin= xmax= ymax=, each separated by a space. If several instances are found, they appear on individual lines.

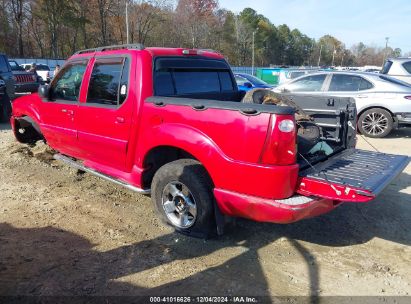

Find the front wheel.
xmin=358 ymin=108 xmax=393 ymax=138
xmin=151 ymin=159 xmax=215 ymax=238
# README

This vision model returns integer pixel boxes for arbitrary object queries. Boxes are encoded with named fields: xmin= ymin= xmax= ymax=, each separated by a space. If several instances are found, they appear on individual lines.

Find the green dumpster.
xmin=256 ymin=68 xmax=281 ymax=85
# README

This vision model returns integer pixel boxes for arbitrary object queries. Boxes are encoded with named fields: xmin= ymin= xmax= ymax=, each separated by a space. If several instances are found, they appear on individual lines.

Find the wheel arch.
xmin=357 ymin=106 xmax=396 ymax=121
xmin=13 ymin=115 xmax=43 ymax=144
xmin=141 ymin=145 xmax=214 ymax=190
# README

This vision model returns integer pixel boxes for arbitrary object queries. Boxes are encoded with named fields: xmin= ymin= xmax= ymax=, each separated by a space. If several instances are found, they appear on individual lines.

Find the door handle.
xmin=116 ymin=116 xmax=125 ymax=123
xmin=62 ymin=109 xmax=74 ymax=115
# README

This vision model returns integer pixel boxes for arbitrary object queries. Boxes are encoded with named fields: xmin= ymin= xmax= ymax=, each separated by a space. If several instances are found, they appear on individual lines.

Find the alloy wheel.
xmin=161 ymin=181 xmax=197 ymax=229
xmin=361 ymin=112 xmax=388 ymax=136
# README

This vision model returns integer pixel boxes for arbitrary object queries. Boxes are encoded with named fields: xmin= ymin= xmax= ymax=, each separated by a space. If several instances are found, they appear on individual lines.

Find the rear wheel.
xmin=358 ymin=108 xmax=393 ymax=138
xmin=151 ymin=159 xmax=215 ymax=238
xmin=0 ymin=94 xmax=12 ymax=123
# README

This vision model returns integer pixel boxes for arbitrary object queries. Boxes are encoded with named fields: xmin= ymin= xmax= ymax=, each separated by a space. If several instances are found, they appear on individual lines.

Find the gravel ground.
xmin=0 ymin=122 xmax=410 ymax=299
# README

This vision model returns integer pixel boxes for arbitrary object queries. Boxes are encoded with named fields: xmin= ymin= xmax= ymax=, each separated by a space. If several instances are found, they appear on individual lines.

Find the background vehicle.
xmin=0 ymin=79 xmax=5 ymax=103
xmin=10 ymin=45 xmax=409 ymax=238
xmin=0 ymin=54 xmax=15 ymax=122
xmin=21 ymin=63 xmax=52 ymax=83
xmin=381 ymin=57 xmax=411 ymax=85
xmin=234 ymin=73 xmax=272 ymax=91
xmin=255 ymin=68 xmax=315 ymax=86
xmin=273 ymin=71 xmax=411 ymax=138
xmin=8 ymin=60 xmax=40 ymax=94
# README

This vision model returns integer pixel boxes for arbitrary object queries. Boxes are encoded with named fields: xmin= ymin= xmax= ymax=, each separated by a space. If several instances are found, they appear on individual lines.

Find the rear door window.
xmin=328 ymin=74 xmax=373 ymax=91
xmin=285 ymin=74 xmax=327 ymax=92
xmin=86 ymin=57 xmax=130 ymax=107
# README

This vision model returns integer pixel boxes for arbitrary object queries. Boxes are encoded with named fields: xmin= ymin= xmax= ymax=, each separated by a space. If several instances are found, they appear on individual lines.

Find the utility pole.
xmin=126 ymin=1 xmax=130 ymax=44
xmin=317 ymin=45 xmax=323 ymax=67
xmin=340 ymin=52 xmax=345 ymax=67
xmin=382 ymin=37 xmax=389 ymax=65
xmin=252 ymin=30 xmax=256 ymax=75
xmin=331 ymin=46 xmax=336 ymax=66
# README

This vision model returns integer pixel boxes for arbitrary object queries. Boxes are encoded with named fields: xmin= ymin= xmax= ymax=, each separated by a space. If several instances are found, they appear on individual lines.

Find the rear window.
xmin=379 ymin=75 xmax=411 ymax=87
xmin=402 ymin=61 xmax=411 ymax=74
xmin=36 ymin=64 xmax=50 ymax=71
xmin=381 ymin=60 xmax=393 ymax=74
xmin=154 ymin=58 xmax=235 ymax=96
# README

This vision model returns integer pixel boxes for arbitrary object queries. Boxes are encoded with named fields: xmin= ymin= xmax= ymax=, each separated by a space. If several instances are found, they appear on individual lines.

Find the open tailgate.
xmin=297 ymin=149 xmax=409 ymax=202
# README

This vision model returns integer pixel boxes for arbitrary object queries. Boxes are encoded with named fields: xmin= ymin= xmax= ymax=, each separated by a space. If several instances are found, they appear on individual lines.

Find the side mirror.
xmin=38 ymin=85 xmax=50 ymax=99
xmin=244 ymin=82 xmax=253 ymax=88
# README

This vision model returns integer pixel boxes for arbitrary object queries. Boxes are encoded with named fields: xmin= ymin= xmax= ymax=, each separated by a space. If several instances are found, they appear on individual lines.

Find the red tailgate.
xmin=297 ymin=149 xmax=409 ymax=202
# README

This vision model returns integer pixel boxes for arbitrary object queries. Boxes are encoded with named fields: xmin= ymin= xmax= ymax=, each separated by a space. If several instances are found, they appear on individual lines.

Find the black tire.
xmin=0 ymin=94 xmax=12 ymax=123
xmin=151 ymin=159 xmax=215 ymax=238
xmin=358 ymin=108 xmax=393 ymax=138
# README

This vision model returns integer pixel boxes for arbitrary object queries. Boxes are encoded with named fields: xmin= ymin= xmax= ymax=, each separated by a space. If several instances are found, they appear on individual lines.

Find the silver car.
xmin=381 ymin=57 xmax=411 ymax=85
xmin=273 ymin=71 xmax=411 ymax=138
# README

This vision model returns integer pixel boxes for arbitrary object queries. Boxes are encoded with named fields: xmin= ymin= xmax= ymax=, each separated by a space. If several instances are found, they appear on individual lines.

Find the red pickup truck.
xmin=10 ymin=44 xmax=409 ymax=238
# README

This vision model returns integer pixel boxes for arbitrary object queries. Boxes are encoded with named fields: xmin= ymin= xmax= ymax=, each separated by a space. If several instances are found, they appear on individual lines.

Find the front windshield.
xmin=8 ymin=61 xmax=24 ymax=71
xmin=244 ymin=74 xmax=269 ymax=86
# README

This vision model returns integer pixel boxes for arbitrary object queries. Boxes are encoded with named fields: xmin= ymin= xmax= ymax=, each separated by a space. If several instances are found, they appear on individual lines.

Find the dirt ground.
xmin=0 ymin=122 xmax=410 ymax=299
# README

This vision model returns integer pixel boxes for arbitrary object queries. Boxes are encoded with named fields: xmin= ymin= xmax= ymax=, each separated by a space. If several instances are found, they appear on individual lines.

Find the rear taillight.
xmin=405 ymin=96 xmax=411 ymax=100
xmin=259 ymin=115 xmax=297 ymax=166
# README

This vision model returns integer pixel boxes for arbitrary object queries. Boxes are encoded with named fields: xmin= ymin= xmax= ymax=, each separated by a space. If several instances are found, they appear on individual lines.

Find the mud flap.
xmin=297 ymin=149 xmax=409 ymax=202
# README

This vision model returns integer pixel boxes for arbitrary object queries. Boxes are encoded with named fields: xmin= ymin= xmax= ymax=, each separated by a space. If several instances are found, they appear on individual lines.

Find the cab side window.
xmin=285 ymin=74 xmax=326 ymax=92
xmin=86 ymin=57 xmax=130 ymax=107
xmin=50 ymin=61 xmax=87 ymax=102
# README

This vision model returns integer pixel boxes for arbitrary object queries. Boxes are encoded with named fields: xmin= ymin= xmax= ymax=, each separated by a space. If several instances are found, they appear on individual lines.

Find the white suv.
xmin=381 ymin=58 xmax=411 ymax=85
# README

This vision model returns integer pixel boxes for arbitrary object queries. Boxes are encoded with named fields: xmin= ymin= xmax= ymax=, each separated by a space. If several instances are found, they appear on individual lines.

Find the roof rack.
xmin=74 ymin=43 xmax=145 ymax=55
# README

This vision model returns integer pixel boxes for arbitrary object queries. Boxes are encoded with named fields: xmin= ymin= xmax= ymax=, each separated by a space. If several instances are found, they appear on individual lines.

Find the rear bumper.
xmin=214 ymin=188 xmax=342 ymax=224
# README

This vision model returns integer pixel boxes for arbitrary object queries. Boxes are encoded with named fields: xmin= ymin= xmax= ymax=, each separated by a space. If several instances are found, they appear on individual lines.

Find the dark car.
xmin=0 ymin=54 xmax=15 ymax=122
xmin=8 ymin=60 xmax=40 ymax=94
xmin=234 ymin=73 xmax=273 ymax=91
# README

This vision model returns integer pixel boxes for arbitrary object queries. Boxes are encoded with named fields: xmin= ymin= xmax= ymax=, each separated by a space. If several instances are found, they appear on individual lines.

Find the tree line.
xmin=0 ymin=0 xmax=407 ymax=66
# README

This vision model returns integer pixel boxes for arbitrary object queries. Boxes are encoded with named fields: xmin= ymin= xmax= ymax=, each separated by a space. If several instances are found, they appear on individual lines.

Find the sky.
xmin=218 ymin=0 xmax=411 ymax=53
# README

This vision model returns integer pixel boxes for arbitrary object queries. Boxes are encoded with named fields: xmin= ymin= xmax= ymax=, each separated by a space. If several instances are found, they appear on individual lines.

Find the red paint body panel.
xmin=297 ymin=177 xmax=374 ymax=203
xmin=136 ymin=105 xmax=300 ymax=198
xmin=214 ymin=188 xmax=341 ymax=223
xmin=10 ymin=46 xmax=405 ymax=225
